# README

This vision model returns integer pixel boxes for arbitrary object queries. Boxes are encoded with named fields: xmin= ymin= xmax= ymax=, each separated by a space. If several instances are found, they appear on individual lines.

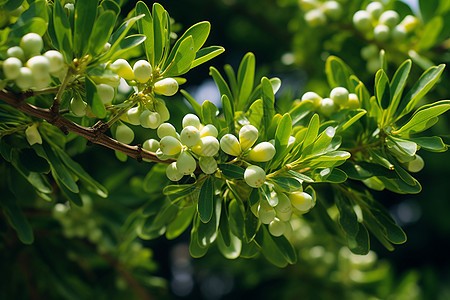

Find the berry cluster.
xmin=1 ymin=33 xmax=65 ymax=90
xmin=353 ymin=2 xmax=418 ymax=43
xmin=301 ymin=86 xmax=360 ymax=117
xmin=299 ymin=0 xmax=343 ymax=27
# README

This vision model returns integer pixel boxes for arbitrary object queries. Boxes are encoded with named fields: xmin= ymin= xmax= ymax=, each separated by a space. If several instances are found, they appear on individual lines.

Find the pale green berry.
xmin=400 ymin=15 xmax=418 ymax=32
xmin=379 ymin=10 xmax=399 ymax=28
xmin=96 ymin=84 xmax=115 ymax=104
xmin=115 ymin=124 xmax=134 ymax=144
xmin=133 ymin=60 xmax=152 ymax=83
xmin=200 ymin=124 xmax=218 ymax=138
xmin=220 ymin=134 xmax=242 ymax=156
xmin=15 ymin=67 xmax=33 ymax=90
xmin=33 ymin=74 xmax=51 ymax=89
xmin=322 ymin=1 xmax=342 ymax=20
xmin=406 ymin=155 xmax=424 ymax=173
xmin=70 ymin=96 xmax=87 ymax=117
xmin=103 ymin=42 xmax=111 ymax=53
xmin=304 ymin=9 xmax=326 ymax=27
xmin=160 ymin=136 xmax=182 ymax=156
xmin=157 ymin=123 xmax=178 ymax=139
xmin=258 ymin=201 xmax=276 ymax=224
xmin=366 ymin=2 xmax=383 ymax=19
xmin=182 ymin=113 xmax=201 ymax=129
xmin=289 ymin=191 xmax=314 ymax=213
xmin=7 ymin=46 xmax=25 ymax=61
xmin=180 ymin=125 xmax=201 ymax=147
xmin=276 ymin=209 xmax=293 ymax=222
xmin=154 ymin=99 xmax=170 ymax=122
xmin=346 ymin=93 xmax=360 ymax=109
xmin=110 ymin=59 xmax=134 ymax=80
xmin=247 ymin=142 xmax=276 ymax=162
xmin=126 ymin=107 xmax=141 ymax=125
xmin=299 ymin=0 xmax=319 ymax=10
xmin=154 ymin=78 xmax=179 ymax=96
xmin=373 ymin=24 xmax=390 ymax=42
xmin=330 ymin=87 xmax=349 ymax=106
xmin=3 ymin=57 xmax=22 ymax=79
xmin=92 ymin=73 xmax=120 ymax=87
xmin=239 ymin=124 xmax=259 ymax=151
xmin=166 ymin=162 xmax=184 ymax=181
xmin=25 ymin=123 xmax=42 ymax=145
xmin=156 ymin=149 xmax=172 ymax=161
xmin=319 ymin=98 xmax=336 ymax=116
xmin=199 ymin=156 xmax=217 ymax=174
xmin=143 ymin=139 xmax=160 ymax=152
xmin=392 ymin=25 xmax=407 ymax=41
xmin=361 ymin=44 xmax=378 ymax=59
xmin=192 ymin=136 xmax=220 ymax=157
xmin=20 ymin=33 xmax=43 ymax=57
xmin=26 ymin=55 xmax=50 ymax=79
xmin=139 ymin=110 xmax=161 ymax=129
xmin=244 ymin=165 xmax=266 ymax=188
xmin=275 ymin=192 xmax=293 ymax=214
xmin=269 ymin=218 xmax=286 ymax=236
xmin=43 ymin=50 xmax=64 ymax=73
xmin=301 ymin=91 xmax=322 ymax=107
xmin=353 ymin=10 xmax=372 ymax=31
xmin=176 ymin=151 xmax=196 ymax=175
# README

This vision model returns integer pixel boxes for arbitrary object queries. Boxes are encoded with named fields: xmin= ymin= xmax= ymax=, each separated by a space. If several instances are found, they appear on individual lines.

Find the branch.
xmin=0 ymin=89 xmax=172 ymax=164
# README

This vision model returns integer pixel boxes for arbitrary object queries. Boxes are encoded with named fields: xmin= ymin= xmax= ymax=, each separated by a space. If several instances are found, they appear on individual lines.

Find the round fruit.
xmin=192 ymin=136 xmax=220 ymax=157
xmin=406 ymin=155 xmax=424 ymax=173
xmin=154 ymin=99 xmax=170 ymax=122
xmin=239 ymin=124 xmax=259 ymax=151
xmin=96 ymin=84 xmax=115 ymax=104
xmin=25 ymin=123 xmax=42 ymax=146
xmin=20 ymin=33 xmax=43 ymax=57
xmin=200 ymin=124 xmax=218 ymax=138
xmin=400 ymin=15 xmax=418 ymax=32
xmin=115 ymin=124 xmax=134 ymax=144
xmin=157 ymin=123 xmax=178 ymax=139
xmin=247 ymin=142 xmax=276 ymax=162
xmin=276 ymin=209 xmax=293 ymax=222
xmin=139 ymin=110 xmax=161 ymax=129
xmin=180 ymin=125 xmax=201 ymax=147
xmin=319 ymin=98 xmax=336 ymax=116
xmin=322 ymin=1 xmax=342 ymax=20
xmin=70 ymin=96 xmax=87 ymax=117
xmin=154 ymin=78 xmax=179 ymax=96
xmin=269 ymin=218 xmax=286 ymax=236
xmin=15 ymin=67 xmax=33 ymax=90
xmin=166 ymin=162 xmax=184 ymax=181
xmin=366 ymin=2 xmax=383 ymax=19
xmin=33 ymin=74 xmax=51 ymax=89
xmin=244 ymin=165 xmax=266 ymax=188
xmin=391 ymin=25 xmax=407 ymax=41
xmin=353 ymin=10 xmax=372 ymax=31
xmin=199 ymin=156 xmax=217 ymax=174
xmin=301 ymin=91 xmax=322 ymax=107
xmin=110 ymin=59 xmax=134 ymax=80
xmin=26 ymin=55 xmax=50 ymax=79
xmin=379 ymin=10 xmax=399 ymax=28
xmin=126 ymin=106 xmax=141 ymax=125
xmin=330 ymin=87 xmax=349 ymax=106
xmin=159 ymin=136 xmax=182 ymax=156
xmin=275 ymin=192 xmax=293 ymax=214
xmin=258 ymin=201 xmax=276 ymax=224
xmin=143 ymin=138 xmax=160 ymax=152
xmin=220 ymin=134 xmax=242 ymax=156
xmin=3 ymin=57 xmax=22 ymax=79
xmin=7 ymin=46 xmax=25 ymax=61
xmin=360 ymin=44 xmax=378 ymax=59
xmin=346 ymin=93 xmax=360 ymax=109
xmin=304 ymin=9 xmax=326 ymax=27
xmin=43 ymin=50 xmax=64 ymax=73
xmin=133 ymin=60 xmax=152 ymax=83
xmin=182 ymin=113 xmax=201 ymax=129
xmin=289 ymin=191 xmax=314 ymax=213
xmin=176 ymin=151 xmax=196 ymax=175
xmin=373 ymin=24 xmax=390 ymax=42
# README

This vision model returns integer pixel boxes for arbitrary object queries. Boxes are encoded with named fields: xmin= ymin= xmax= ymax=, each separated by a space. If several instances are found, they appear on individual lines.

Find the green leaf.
xmin=197 ymin=194 xmax=221 ymax=246
xmin=270 ymin=177 xmax=302 ymax=192
xmin=166 ymin=205 xmax=195 ymax=240
xmin=248 ymin=99 xmax=264 ymax=128
xmin=191 ymin=46 xmax=225 ymax=69
xmin=338 ymin=109 xmax=367 ymax=132
xmin=87 ymin=11 xmax=116 ymax=56
xmin=287 ymin=170 xmax=314 ymax=182
xmin=11 ymin=151 xmax=52 ymax=194
xmin=143 ymin=164 xmax=169 ymax=194
xmin=261 ymin=77 xmax=275 ymax=139
xmin=163 ymin=36 xmax=195 ymax=77
xmin=74 ymin=0 xmax=98 ymax=56
xmin=221 ymin=95 xmax=235 ymax=134
xmin=163 ymin=183 xmax=198 ymax=204
xmin=289 ymin=100 xmax=315 ymax=127
xmin=109 ymin=34 xmax=147 ymax=62
xmin=52 ymin=0 xmax=73 ymax=62
xmin=244 ymin=206 xmax=259 ymax=242
xmin=228 ymin=199 xmax=245 ymax=239
xmin=272 ymin=235 xmax=297 ymax=264
xmin=336 ymin=194 xmax=358 ymax=237
xmin=180 ymin=89 xmax=202 ymax=117
xmin=136 ymin=1 xmax=154 ymax=63
xmin=388 ymin=60 xmax=412 ymax=119
xmin=108 ymin=14 xmax=144 ymax=59
xmin=54 ymin=174 xmax=83 ymax=206
xmin=272 ymin=113 xmax=292 ymax=166
xmin=319 ymin=168 xmax=347 ymax=183
xmin=375 ymin=69 xmax=390 ymax=110
xmin=347 ymin=223 xmax=370 ymax=255
xmin=419 ymin=0 xmax=439 ymax=22
xmin=408 ymin=136 xmax=447 ymax=152
xmin=198 ymin=176 xmax=215 ymax=223
xmin=396 ymin=64 xmax=446 ymax=119
xmin=1 ymin=196 xmax=34 ymax=244
xmin=368 ymin=149 xmax=394 ymax=170
xmin=217 ymin=231 xmax=242 ymax=259
xmin=255 ymin=226 xmax=288 ymax=267
xmin=300 ymin=114 xmax=320 ymax=152
xmin=9 ymin=18 xmax=48 ymax=41
xmin=325 ymin=56 xmax=354 ymax=89
xmin=85 ymin=76 xmax=107 ymax=118
xmin=218 ymin=164 xmax=245 ymax=178
xmin=340 ymin=162 xmax=373 ymax=180
xmin=209 ymin=67 xmax=234 ymax=107
xmin=418 ymin=16 xmax=443 ymax=51
xmin=189 ymin=222 xmax=209 ymax=258
xmin=387 ymin=136 xmax=417 ymax=157
xmin=151 ymin=3 xmax=167 ymax=67
xmin=237 ymin=53 xmax=256 ymax=110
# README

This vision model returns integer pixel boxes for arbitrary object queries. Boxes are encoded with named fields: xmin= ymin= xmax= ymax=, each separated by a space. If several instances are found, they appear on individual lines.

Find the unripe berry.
xmin=96 ymin=84 xmax=115 ymax=104
xmin=199 ymin=156 xmax=217 ymax=174
xmin=346 ymin=93 xmax=360 ymax=109
xmin=353 ymin=10 xmax=372 ymax=31
xmin=244 ymin=165 xmax=266 ymax=188
xmin=361 ymin=44 xmax=378 ymax=60
xmin=143 ymin=138 xmax=160 ymax=152
xmin=176 ymin=151 xmax=196 ymax=175
xmin=304 ymin=9 xmax=326 ymax=27
xmin=3 ymin=57 xmax=22 ymax=79
xmin=289 ymin=191 xmax=314 ymax=213
xmin=269 ymin=218 xmax=286 ymax=236
xmin=330 ymin=87 xmax=349 ymax=106
xmin=319 ymin=98 xmax=336 ymax=116
xmin=7 ymin=46 xmax=25 ymax=61
xmin=239 ymin=124 xmax=259 ymax=151
xmin=366 ymin=2 xmax=383 ymax=19
xmin=182 ymin=113 xmax=201 ymax=129
xmin=276 ymin=209 xmax=293 ymax=222
xmin=192 ymin=136 xmax=220 ymax=157
xmin=139 ymin=110 xmax=161 ymax=129
xmin=133 ymin=60 xmax=152 ymax=83
xmin=154 ymin=78 xmax=179 ymax=96
xmin=322 ymin=1 xmax=342 ymax=20
xmin=406 ymin=155 xmax=424 ymax=173
xmin=400 ymin=15 xmax=418 ymax=32
xmin=247 ymin=142 xmax=276 ymax=162
xmin=115 ymin=124 xmax=134 ymax=144
xmin=33 ymin=74 xmax=51 ymax=89
xmin=25 ymin=123 xmax=42 ymax=145
xmin=103 ymin=42 xmax=111 ymax=53
xmin=275 ymin=192 xmax=293 ymax=214
xmin=15 ymin=67 xmax=33 ymax=90
xmin=26 ymin=55 xmax=50 ymax=79
xmin=157 ymin=123 xmax=178 ymax=139
xmin=166 ymin=162 xmax=184 ymax=181
xmin=373 ymin=24 xmax=390 ymax=42
xmin=160 ymin=136 xmax=182 ymax=156
xmin=20 ymin=33 xmax=43 ymax=57
xmin=301 ymin=91 xmax=322 ymax=107
xmin=379 ymin=10 xmax=399 ymax=28
xmin=126 ymin=107 xmax=141 ymax=125
xmin=110 ymin=59 xmax=134 ymax=80
xmin=220 ymin=134 xmax=242 ymax=156
xmin=70 ymin=96 xmax=87 ymax=117
xmin=154 ymin=99 xmax=170 ymax=122
xmin=180 ymin=125 xmax=201 ymax=147
xmin=156 ymin=149 xmax=172 ymax=161
xmin=43 ymin=50 xmax=64 ymax=73
xmin=200 ymin=124 xmax=218 ymax=138
xmin=258 ymin=201 xmax=276 ymax=224
xmin=392 ymin=25 xmax=407 ymax=41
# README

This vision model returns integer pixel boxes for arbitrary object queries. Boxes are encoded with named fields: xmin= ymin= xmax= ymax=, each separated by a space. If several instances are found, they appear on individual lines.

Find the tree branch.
xmin=0 ymin=89 xmax=172 ymax=164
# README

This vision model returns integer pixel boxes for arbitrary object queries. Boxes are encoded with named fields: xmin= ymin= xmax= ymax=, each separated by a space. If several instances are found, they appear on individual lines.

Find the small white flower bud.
xmin=15 ymin=67 xmax=33 ymax=90
xmin=139 ymin=110 xmax=161 ymax=129
xmin=244 ymin=165 xmax=266 ymax=188
xmin=379 ymin=10 xmax=399 ymax=28
xmin=26 ymin=55 xmax=50 ymax=79
xmin=319 ymin=98 xmax=336 ymax=116
xmin=180 ymin=125 xmax=201 ymax=147
xmin=157 ymin=123 xmax=178 ymax=139
xmin=70 ymin=96 xmax=87 ymax=117
xmin=96 ymin=84 xmax=115 ymax=104
xmin=373 ymin=24 xmax=390 ymax=42
xmin=301 ymin=91 xmax=322 ymax=107
xmin=110 ymin=59 xmax=134 ymax=80
xmin=126 ymin=107 xmax=141 ymax=125
xmin=406 ymin=155 xmax=424 ymax=173
xmin=154 ymin=78 xmax=179 ymax=96
xmin=247 ymin=142 xmax=276 ymax=162
xmin=176 ymin=151 xmax=196 ymax=175
xmin=239 ymin=124 xmax=259 ymax=151
xmin=346 ymin=93 xmax=360 ymax=109
xmin=275 ymin=193 xmax=293 ymax=214
xmin=166 ymin=162 xmax=184 ymax=181
xmin=143 ymin=139 xmax=160 ymax=152
xmin=269 ymin=218 xmax=286 ymax=236
xmin=20 ymin=33 xmax=43 ymax=57
xmin=200 ymin=124 xmax=218 ymax=138
xmin=199 ymin=156 xmax=218 ymax=174
xmin=160 ymin=136 xmax=182 ymax=156
xmin=353 ymin=10 xmax=372 ymax=31
xmin=115 ymin=124 xmax=134 ymax=144
xmin=3 ymin=57 xmax=23 ymax=79
xmin=133 ymin=60 xmax=152 ymax=83
xmin=289 ymin=191 xmax=314 ymax=213
xmin=192 ymin=136 xmax=220 ymax=157
xmin=322 ymin=1 xmax=342 ymax=20
xmin=7 ymin=46 xmax=25 ymax=61
xmin=43 ymin=50 xmax=64 ymax=73
xmin=258 ymin=201 xmax=275 ymax=224
xmin=182 ymin=113 xmax=201 ymax=129
xmin=220 ymin=134 xmax=242 ymax=156
xmin=366 ymin=2 xmax=383 ymax=19
xmin=330 ymin=87 xmax=349 ymax=106
xmin=33 ymin=74 xmax=51 ymax=89
xmin=304 ymin=9 xmax=326 ymax=27
xmin=154 ymin=99 xmax=170 ymax=122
